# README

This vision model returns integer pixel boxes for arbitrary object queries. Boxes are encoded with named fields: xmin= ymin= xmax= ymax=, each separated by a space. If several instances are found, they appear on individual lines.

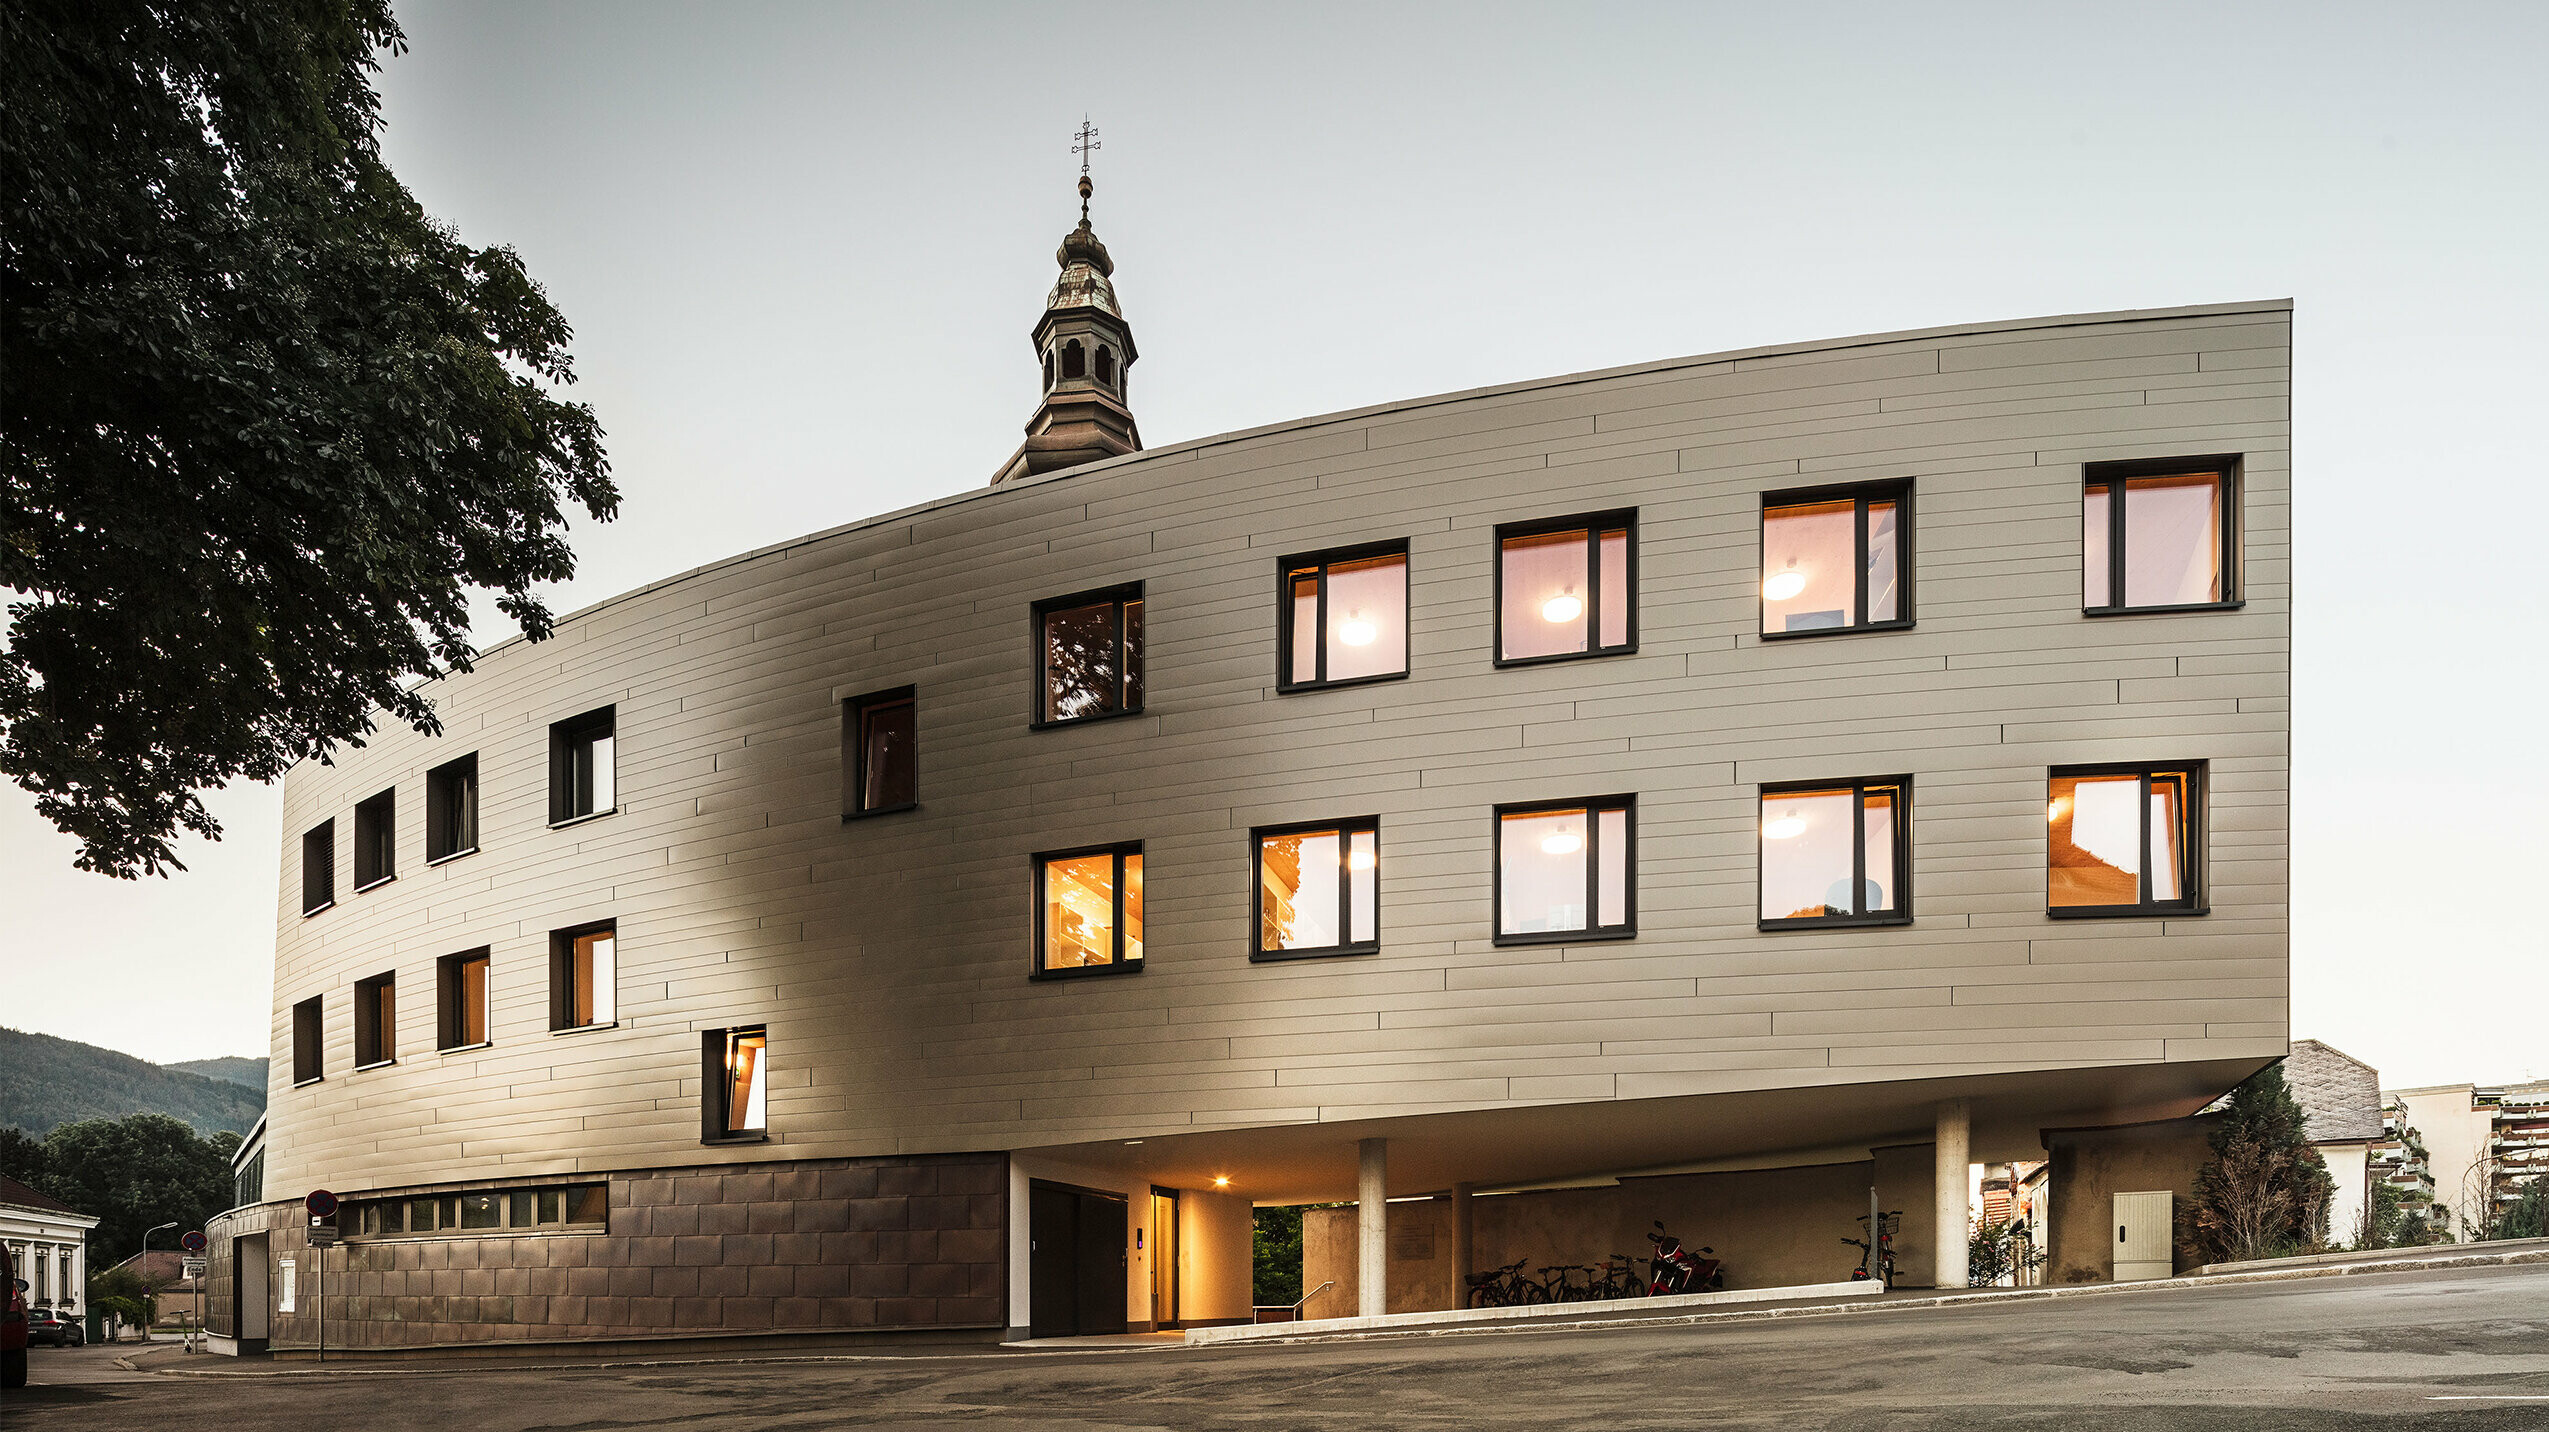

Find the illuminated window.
xmin=1034 ymin=585 xmax=1144 ymax=726
xmin=349 ymin=1184 xmax=605 ymax=1239
xmin=703 ymin=1027 xmax=769 ymax=1141
xmin=1494 ymin=796 xmax=1635 ymax=944
xmin=549 ymin=921 xmax=616 ymax=1030
xmin=1496 ymin=512 xmax=1633 ymax=663
xmin=1035 ymin=843 xmax=1144 ymax=977
xmin=2084 ymin=457 xmax=2238 ymax=613
xmin=426 ymin=753 xmax=478 ymax=862
xmin=1760 ymin=482 xmax=1912 ymax=636
xmin=2048 ymin=764 xmax=2206 ymax=916
xmin=301 ymin=820 xmax=335 ymax=915
xmin=352 ymin=787 xmax=396 ymax=890
xmin=1759 ymin=778 xmax=1910 ymax=927
xmin=1280 ymin=542 xmax=1410 ymax=690
xmin=1253 ymin=819 xmax=1379 ymax=961
xmin=549 ymin=706 xmax=616 ymax=824
xmin=353 ymin=971 xmax=397 ymax=1068
xmin=845 ymin=686 xmax=917 ymax=817
xmin=437 ymin=947 xmax=489 ymax=1050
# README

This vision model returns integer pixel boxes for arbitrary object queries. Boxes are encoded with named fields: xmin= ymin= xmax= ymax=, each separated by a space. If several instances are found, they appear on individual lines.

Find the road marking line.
xmin=2425 ymin=1396 xmax=2549 ymax=1401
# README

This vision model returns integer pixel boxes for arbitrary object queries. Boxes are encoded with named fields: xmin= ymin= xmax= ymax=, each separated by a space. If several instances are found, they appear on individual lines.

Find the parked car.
xmin=26 ymin=1308 xmax=85 ymax=1348
xmin=3 ymin=1244 xmax=26 ymax=1388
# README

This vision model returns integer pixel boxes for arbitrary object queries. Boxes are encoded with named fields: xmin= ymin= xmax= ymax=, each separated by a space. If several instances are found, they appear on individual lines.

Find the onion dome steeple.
xmin=991 ymin=125 xmax=1142 ymax=485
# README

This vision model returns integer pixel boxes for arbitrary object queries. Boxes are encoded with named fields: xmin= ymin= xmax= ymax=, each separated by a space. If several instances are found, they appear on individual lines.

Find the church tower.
xmin=991 ymin=131 xmax=1142 ymax=485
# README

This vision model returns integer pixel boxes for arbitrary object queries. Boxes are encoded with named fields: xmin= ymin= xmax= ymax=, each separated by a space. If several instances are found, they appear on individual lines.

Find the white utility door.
xmin=2112 ymin=1190 xmax=2173 ymax=1282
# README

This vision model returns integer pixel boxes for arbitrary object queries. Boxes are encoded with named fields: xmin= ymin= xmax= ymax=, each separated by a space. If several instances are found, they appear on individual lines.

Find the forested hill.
xmin=167 ymin=1056 xmax=269 ymax=1089
xmin=0 ymin=1027 xmax=265 ymax=1137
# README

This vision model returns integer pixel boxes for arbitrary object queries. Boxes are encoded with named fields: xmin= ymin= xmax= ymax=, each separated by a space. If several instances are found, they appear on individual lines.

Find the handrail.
xmin=1250 ymin=1280 xmax=1336 ymax=1323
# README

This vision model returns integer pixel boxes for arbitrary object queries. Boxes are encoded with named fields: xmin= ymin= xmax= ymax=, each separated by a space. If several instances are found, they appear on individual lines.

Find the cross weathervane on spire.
xmin=1072 ymin=117 xmax=1100 ymax=221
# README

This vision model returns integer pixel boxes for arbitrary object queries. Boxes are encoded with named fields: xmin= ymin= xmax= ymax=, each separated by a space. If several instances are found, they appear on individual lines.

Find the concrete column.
xmin=1356 ymin=1138 xmax=1388 ymax=1318
xmin=1935 ymin=1099 xmax=1972 ymax=1290
xmin=1448 ymin=1183 xmax=1474 ymax=1311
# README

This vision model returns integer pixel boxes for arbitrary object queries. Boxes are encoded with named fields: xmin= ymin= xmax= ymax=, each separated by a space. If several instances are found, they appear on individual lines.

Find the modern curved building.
xmin=205 ymin=186 xmax=2292 ymax=1353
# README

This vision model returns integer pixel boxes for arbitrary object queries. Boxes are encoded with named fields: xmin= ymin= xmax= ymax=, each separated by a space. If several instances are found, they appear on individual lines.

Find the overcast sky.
xmin=7 ymin=1 xmax=2544 ymax=1087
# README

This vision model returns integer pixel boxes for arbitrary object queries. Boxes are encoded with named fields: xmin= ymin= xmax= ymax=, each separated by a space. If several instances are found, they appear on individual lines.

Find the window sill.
xmin=548 ymin=808 xmax=618 ymax=831
xmin=1758 ymin=619 xmax=1916 ymax=642
xmin=2047 ymin=905 xmax=2208 ymax=920
xmin=352 ymin=1058 xmax=397 ymax=1073
xmin=549 ymin=1021 xmax=620 ymax=1035
xmin=351 ymin=1224 xmax=606 ymax=1243
xmin=1759 ymin=915 xmax=1913 ymax=932
xmin=437 ymin=1041 xmax=493 ymax=1056
xmin=352 ymin=875 xmax=396 ymax=895
xmin=842 ymin=802 xmax=918 ymax=823
xmin=1250 ymin=945 xmax=1380 ymax=964
xmin=292 ymin=1076 xmax=323 ymax=1089
xmin=1493 ymin=928 xmax=1637 ymax=948
xmin=2083 ymin=601 xmax=2244 ymax=618
xmin=301 ymin=901 xmax=335 ymax=918
xmin=1030 ymin=961 xmax=1144 ymax=982
xmin=1029 ymin=706 xmax=1147 ymax=732
xmin=1492 ymin=645 xmax=1637 ymax=670
xmin=1275 ymin=671 xmax=1410 ymax=696
xmin=426 ymin=846 xmax=480 ymax=867
xmin=701 ymin=1133 xmax=770 ymax=1147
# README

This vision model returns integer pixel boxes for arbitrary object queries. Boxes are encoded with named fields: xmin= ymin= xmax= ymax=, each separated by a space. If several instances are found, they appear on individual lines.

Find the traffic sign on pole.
xmin=180 ymin=1231 xmax=208 ymax=1255
xmin=304 ymin=1189 xmax=339 ymax=1219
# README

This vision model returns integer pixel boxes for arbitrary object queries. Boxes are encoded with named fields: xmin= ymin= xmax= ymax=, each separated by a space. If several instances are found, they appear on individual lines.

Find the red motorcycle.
xmin=1645 ymin=1220 xmax=1725 ymax=1295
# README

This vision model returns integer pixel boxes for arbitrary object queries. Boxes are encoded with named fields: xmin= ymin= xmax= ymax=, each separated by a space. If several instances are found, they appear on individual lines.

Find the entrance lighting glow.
xmin=1540 ymin=830 xmax=1583 ymax=856
xmin=1764 ymin=811 xmax=1807 ymax=840
xmin=1541 ymin=592 xmax=1583 ymax=623
xmin=1212 ymin=1176 xmax=1231 ymax=1188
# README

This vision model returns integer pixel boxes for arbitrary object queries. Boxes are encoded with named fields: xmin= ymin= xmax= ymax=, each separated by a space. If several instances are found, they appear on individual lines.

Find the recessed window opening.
xmin=353 ymin=971 xmax=397 ymax=1068
xmin=1096 ymin=346 xmax=1116 ymax=386
xmin=1034 ymin=585 xmax=1144 ymax=726
xmin=2084 ymin=456 xmax=2239 ymax=613
xmin=1497 ymin=512 xmax=1634 ymax=663
xmin=349 ymin=1184 xmax=607 ymax=1240
xmin=1253 ymin=819 xmax=1380 ymax=961
xmin=548 ymin=707 xmax=616 ymax=824
xmin=291 ymin=996 xmax=323 ymax=1085
xmin=301 ymin=820 xmax=336 ymax=915
xmin=1062 ymin=339 xmax=1086 ymax=379
xmin=845 ymin=687 xmax=917 ymax=817
xmin=1280 ymin=542 xmax=1410 ymax=690
xmin=1760 ymin=778 xmax=1911 ymax=928
xmin=437 ymin=948 xmax=490 ymax=1050
xmin=2048 ymin=763 xmax=2208 ymax=916
xmin=1761 ymin=482 xmax=1912 ymax=636
xmin=549 ymin=921 xmax=616 ymax=1030
xmin=1494 ymin=796 xmax=1635 ymax=944
xmin=1043 ymin=351 xmax=1056 ymax=389
xmin=352 ymin=787 xmax=396 ymax=890
xmin=1036 ymin=843 xmax=1144 ymax=977
xmin=703 ymin=1027 xmax=769 ymax=1141
xmin=426 ymin=753 xmax=479 ymax=862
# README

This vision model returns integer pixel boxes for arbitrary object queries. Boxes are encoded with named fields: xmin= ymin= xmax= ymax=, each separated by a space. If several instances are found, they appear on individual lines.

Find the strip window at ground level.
xmin=348 ymin=1184 xmax=608 ymax=1239
xmin=2083 ymin=457 xmax=2238 ymax=613
xmin=1254 ymin=819 xmax=1379 ymax=960
xmin=1036 ymin=843 xmax=1144 ymax=976
xmin=1497 ymin=513 xmax=1633 ymax=663
xmin=1494 ymin=797 xmax=1635 ymax=943
xmin=2048 ymin=763 xmax=2207 ymax=916
xmin=1760 ymin=778 xmax=1910 ymax=927
xmin=1280 ymin=543 xmax=1410 ymax=690
xmin=1761 ymin=483 xmax=1911 ymax=636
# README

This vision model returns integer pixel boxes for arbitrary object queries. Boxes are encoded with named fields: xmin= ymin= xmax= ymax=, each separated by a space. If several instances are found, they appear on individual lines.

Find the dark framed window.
xmin=352 ymin=787 xmax=396 ymax=891
xmin=1034 ymin=842 xmax=1144 ymax=978
xmin=353 ymin=971 xmax=397 ymax=1068
xmin=1760 ymin=481 xmax=1913 ymax=637
xmin=301 ymin=820 xmax=336 ymax=915
xmin=2048 ymin=762 xmax=2208 ymax=917
xmin=426 ymin=753 xmax=479 ymax=862
xmin=1759 ymin=777 xmax=1911 ymax=928
xmin=1279 ymin=541 xmax=1410 ymax=691
xmin=349 ymin=1184 xmax=606 ymax=1240
xmin=701 ymin=1027 xmax=769 ymax=1143
xmin=548 ymin=920 xmax=616 ymax=1030
xmin=2083 ymin=456 xmax=2240 ymax=614
xmin=1033 ymin=585 xmax=1144 ymax=727
xmin=1496 ymin=512 xmax=1634 ymax=665
xmin=291 ymin=995 xmax=323 ymax=1085
xmin=548 ymin=706 xmax=616 ymax=825
xmin=437 ymin=948 xmax=490 ymax=1051
xmin=1252 ymin=818 xmax=1379 ymax=961
xmin=1493 ymin=796 xmax=1635 ymax=945
xmin=844 ymin=686 xmax=917 ymax=818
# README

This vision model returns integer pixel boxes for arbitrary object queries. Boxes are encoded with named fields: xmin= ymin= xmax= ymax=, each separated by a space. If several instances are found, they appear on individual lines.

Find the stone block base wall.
xmin=207 ymin=1153 xmax=1003 ymax=1351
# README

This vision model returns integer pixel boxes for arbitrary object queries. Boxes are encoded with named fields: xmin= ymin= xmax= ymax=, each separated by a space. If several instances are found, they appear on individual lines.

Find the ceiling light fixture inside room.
xmin=1348 ymin=848 xmax=1376 ymax=871
xmin=1764 ymin=811 xmax=1806 ymax=840
xmin=1541 ymin=831 xmax=1583 ymax=856
xmin=1542 ymin=592 xmax=1582 ymax=623
xmin=1338 ymin=614 xmax=1377 ymax=646
xmin=1764 ymin=562 xmax=1807 ymax=602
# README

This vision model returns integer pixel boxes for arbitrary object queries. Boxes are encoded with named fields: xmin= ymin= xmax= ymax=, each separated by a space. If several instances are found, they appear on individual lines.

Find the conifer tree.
xmin=2185 ymin=1064 xmax=2336 ymax=1264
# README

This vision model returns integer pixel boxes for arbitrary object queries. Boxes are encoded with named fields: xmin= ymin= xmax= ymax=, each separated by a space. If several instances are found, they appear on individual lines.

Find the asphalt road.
xmin=10 ymin=1263 xmax=2548 ymax=1430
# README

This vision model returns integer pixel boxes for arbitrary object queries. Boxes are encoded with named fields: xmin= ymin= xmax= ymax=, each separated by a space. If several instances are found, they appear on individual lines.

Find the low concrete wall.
xmin=2044 ymin=1115 xmax=2220 ymax=1284
xmin=1189 ymin=1278 xmax=1879 ymax=1345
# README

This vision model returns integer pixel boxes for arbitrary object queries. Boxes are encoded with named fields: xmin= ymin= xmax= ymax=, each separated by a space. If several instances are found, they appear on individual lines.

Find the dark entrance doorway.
xmin=1028 ymin=1181 xmax=1127 ymax=1338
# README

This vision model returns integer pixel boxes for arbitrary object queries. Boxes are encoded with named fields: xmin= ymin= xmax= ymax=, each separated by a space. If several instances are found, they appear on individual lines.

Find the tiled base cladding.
xmin=207 ymin=1153 xmax=1003 ymax=1350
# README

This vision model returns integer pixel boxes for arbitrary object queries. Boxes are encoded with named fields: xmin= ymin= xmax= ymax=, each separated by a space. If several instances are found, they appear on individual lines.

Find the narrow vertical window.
xmin=2048 ymin=764 xmax=2207 ymax=916
xmin=437 ymin=948 xmax=490 ymax=1050
xmin=1761 ymin=482 xmax=1914 ymax=636
xmin=548 ymin=707 xmax=617 ymax=824
xmin=1279 ymin=542 xmax=1411 ymax=690
xmin=1033 ymin=585 xmax=1144 ymax=726
xmin=426 ymin=753 xmax=479 ymax=862
xmin=1253 ymin=818 xmax=1380 ymax=960
xmin=1496 ymin=512 xmax=1635 ymax=663
xmin=1034 ymin=843 xmax=1145 ymax=977
xmin=291 ymin=995 xmax=323 ymax=1085
xmin=844 ymin=686 xmax=918 ymax=817
xmin=2083 ymin=457 xmax=2238 ymax=613
xmin=702 ymin=1027 xmax=769 ymax=1141
xmin=353 ymin=971 xmax=397 ymax=1068
xmin=549 ymin=921 xmax=617 ymax=1030
xmin=1759 ymin=778 xmax=1912 ymax=927
xmin=1494 ymin=796 xmax=1636 ymax=943
xmin=352 ymin=788 xmax=397 ymax=891
xmin=301 ymin=820 xmax=336 ymax=915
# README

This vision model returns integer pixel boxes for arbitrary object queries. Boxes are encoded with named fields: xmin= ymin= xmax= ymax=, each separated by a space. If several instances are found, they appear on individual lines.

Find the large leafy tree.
xmin=1 ymin=0 xmax=615 ymax=877
xmin=34 ymin=1113 xmax=241 ymax=1266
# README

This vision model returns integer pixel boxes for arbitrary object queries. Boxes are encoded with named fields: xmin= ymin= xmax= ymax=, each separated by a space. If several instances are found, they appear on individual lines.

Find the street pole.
xmin=141 ymin=1222 xmax=178 ymax=1344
